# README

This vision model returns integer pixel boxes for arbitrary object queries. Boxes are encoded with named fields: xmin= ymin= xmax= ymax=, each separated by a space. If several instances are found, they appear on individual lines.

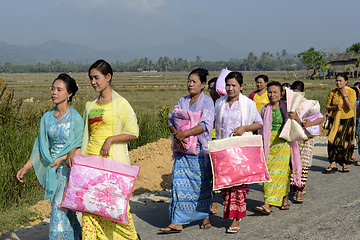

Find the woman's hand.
xmin=175 ymin=131 xmax=186 ymax=142
xmin=337 ymin=104 xmax=343 ymax=111
xmin=101 ymin=137 xmax=112 ymax=157
xmin=66 ymin=148 xmax=80 ymax=168
xmin=232 ymin=126 xmax=246 ymax=136
xmin=16 ymin=160 xmax=33 ymax=182
xmin=174 ymin=131 xmax=187 ymax=150
xmin=50 ymin=156 xmax=66 ymax=169
xmin=16 ymin=168 xmax=28 ymax=183
xmin=303 ymin=119 xmax=312 ymax=128
xmin=339 ymin=87 xmax=347 ymax=96
xmin=288 ymin=111 xmax=301 ymax=123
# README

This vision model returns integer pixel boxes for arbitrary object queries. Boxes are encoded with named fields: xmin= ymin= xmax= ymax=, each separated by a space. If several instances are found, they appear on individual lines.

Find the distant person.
xmin=72 ymin=59 xmax=140 ymax=240
xmin=288 ymin=81 xmax=324 ymax=203
xmin=353 ymin=82 xmax=360 ymax=93
xmin=249 ymin=74 xmax=270 ymax=113
xmin=351 ymin=86 xmax=359 ymax=162
xmin=325 ymin=73 xmax=356 ymax=173
xmin=208 ymin=77 xmax=220 ymax=103
xmin=353 ymin=83 xmax=360 ymax=153
xmin=207 ymin=77 xmax=221 ymax=215
xmin=16 ymin=74 xmax=84 ymax=239
xmin=281 ymin=82 xmax=291 ymax=101
xmin=254 ymin=81 xmax=301 ymax=213
xmin=161 ymin=68 xmax=214 ymax=233
xmin=214 ymin=71 xmax=263 ymax=233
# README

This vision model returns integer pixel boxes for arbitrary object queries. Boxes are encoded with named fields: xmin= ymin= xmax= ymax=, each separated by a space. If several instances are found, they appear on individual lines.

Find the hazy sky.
xmin=2 ymin=0 xmax=359 ymax=55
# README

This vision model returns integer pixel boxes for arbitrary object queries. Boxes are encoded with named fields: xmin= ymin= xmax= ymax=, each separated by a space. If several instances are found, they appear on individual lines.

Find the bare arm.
xmin=232 ymin=123 xmax=263 ymax=136
xmin=170 ymin=124 xmax=204 ymax=150
xmin=100 ymin=134 xmax=137 ymax=157
xmin=16 ymin=160 xmax=33 ymax=182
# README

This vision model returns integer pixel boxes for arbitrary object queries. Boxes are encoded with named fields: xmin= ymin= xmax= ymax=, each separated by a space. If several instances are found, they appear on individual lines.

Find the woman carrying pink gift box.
xmin=16 ymin=73 xmax=84 ymax=240
xmin=71 ymin=59 xmax=140 ymax=240
xmin=214 ymin=71 xmax=263 ymax=234
xmin=161 ymin=68 xmax=214 ymax=233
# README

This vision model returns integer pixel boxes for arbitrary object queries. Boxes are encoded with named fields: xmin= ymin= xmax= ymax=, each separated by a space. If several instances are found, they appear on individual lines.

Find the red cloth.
xmin=222 ymin=185 xmax=249 ymax=219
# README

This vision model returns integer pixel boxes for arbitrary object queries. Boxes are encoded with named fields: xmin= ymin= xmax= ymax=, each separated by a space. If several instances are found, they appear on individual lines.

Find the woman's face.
xmin=226 ymin=78 xmax=243 ymax=99
xmin=51 ymin=79 xmax=71 ymax=104
xmin=268 ymin=85 xmax=282 ymax=105
xmin=256 ymin=78 xmax=267 ymax=91
xmin=208 ymin=82 xmax=220 ymax=101
xmin=89 ymin=69 xmax=111 ymax=92
xmin=336 ymin=76 xmax=347 ymax=89
xmin=187 ymin=73 xmax=205 ymax=96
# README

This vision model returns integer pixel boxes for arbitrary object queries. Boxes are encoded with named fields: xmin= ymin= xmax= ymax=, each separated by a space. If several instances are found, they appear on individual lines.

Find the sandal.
xmin=160 ymin=225 xmax=182 ymax=234
xmin=342 ymin=167 xmax=350 ymax=172
xmin=200 ymin=222 xmax=211 ymax=230
xmin=159 ymin=227 xmax=182 ymax=234
xmin=253 ymin=206 xmax=272 ymax=215
xmin=324 ymin=166 xmax=338 ymax=173
xmin=280 ymin=204 xmax=290 ymax=210
xmin=226 ymin=226 xmax=240 ymax=234
xmin=356 ymin=161 xmax=360 ymax=166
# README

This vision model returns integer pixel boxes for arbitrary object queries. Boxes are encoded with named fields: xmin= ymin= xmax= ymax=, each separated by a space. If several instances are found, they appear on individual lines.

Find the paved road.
xmin=9 ymin=142 xmax=360 ymax=240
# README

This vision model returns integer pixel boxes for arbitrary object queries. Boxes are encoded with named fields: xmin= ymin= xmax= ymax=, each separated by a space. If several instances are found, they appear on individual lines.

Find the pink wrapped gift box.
xmin=209 ymin=135 xmax=271 ymax=190
xmin=59 ymin=153 xmax=140 ymax=224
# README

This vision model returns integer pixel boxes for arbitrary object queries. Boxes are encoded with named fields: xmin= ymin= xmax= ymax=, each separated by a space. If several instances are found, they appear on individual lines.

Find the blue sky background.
xmin=2 ymin=0 xmax=359 ymax=56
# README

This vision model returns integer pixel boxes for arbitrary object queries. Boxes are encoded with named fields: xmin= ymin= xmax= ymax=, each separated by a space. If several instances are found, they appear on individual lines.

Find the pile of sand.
xmin=27 ymin=138 xmax=174 ymax=226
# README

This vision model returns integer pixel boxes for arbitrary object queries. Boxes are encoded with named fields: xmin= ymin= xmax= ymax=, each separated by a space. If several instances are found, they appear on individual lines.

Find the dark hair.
xmin=354 ymin=82 xmax=360 ymax=88
xmin=255 ymin=74 xmax=269 ymax=83
xmin=89 ymin=59 xmax=113 ymax=82
xmin=225 ymin=71 xmax=243 ymax=86
xmin=336 ymin=72 xmax=348 ymax=81
xmin=208 ymin=77 xmax=217 ymax=87
xmin=282 ymin=82 xmax=291 ymax=88
xmin=188 ymin=68 xmax=209 ymax=84
xmin=53 ymin=73 xmax=78 ymax=102
xmin=268 ymin=81 xmax=283 ymax=91
xmin=352 ymin=87 xmax=359 ymax=99
xmin=291 ymin=80 xmax=305 ymax=92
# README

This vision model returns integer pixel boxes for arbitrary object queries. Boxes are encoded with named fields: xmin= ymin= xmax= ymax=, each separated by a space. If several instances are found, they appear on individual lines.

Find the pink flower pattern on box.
xmin=59 ymin=153 xmax=139 ymax=225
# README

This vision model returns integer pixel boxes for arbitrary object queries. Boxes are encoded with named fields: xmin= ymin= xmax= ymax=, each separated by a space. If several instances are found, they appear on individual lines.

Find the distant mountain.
xmin=0 ymin=37 xmax=246 ymax=64
xmin=134 ymin=36 xmax=246 ymax=61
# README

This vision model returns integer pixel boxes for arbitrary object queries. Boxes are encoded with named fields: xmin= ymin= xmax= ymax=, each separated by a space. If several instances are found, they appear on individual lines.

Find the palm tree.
xmin=347 ymin=43 xmax=360 ymax=78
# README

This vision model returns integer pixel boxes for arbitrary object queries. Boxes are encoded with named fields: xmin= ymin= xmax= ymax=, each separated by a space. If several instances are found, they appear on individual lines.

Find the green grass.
xmin=0 ymin=189 xmax=44 ymax=232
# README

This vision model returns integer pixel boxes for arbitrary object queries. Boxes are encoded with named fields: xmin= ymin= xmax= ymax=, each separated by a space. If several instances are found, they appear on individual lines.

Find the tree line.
xmin=0 ymin=51 xmax=306 ymax=73
xmin=1 ymin=44 xmax=358 ymax=74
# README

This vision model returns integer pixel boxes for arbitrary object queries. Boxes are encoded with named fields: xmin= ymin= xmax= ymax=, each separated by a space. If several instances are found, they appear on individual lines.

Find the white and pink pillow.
xmin=172 ymin=109 xmax=201 ymax=155
xmin=59 ymin=153 xmax=140 ymax=224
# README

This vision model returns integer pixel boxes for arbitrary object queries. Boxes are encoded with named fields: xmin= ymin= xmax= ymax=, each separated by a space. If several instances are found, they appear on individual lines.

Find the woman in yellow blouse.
xmin=325 ymin=73 xmax=356 ymax=173
xmin=73 ymin=59 xmax=140 ymax=240
xmin=249 ymin=75 xmax=270 ymax=113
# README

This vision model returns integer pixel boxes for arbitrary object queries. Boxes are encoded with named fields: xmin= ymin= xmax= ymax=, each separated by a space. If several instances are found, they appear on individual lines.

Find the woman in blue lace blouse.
xmin=16 ymin=73 xmax=84 ymax=240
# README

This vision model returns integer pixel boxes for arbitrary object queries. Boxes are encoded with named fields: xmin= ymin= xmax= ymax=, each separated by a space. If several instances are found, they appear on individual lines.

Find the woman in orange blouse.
xmin=325 ymin=73 xmax=356 ymax=173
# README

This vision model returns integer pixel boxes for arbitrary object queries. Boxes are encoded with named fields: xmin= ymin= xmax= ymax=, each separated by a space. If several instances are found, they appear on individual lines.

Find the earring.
xmin=67 ymin=96 xmax=70 ymax=101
